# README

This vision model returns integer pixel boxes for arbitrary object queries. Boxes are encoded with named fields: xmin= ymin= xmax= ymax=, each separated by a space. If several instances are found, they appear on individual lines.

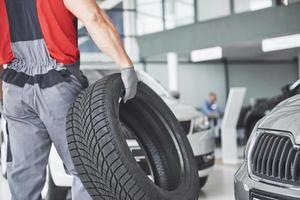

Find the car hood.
xmin=258 ymin=94 xmax=300 ymax=144
xmin=162 ymin=98 xmax=202 ymax=121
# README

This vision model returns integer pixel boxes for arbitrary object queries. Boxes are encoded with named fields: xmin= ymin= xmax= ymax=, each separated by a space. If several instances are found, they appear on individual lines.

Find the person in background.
xmin=202 ymin=92 xmax=223 ymax=145
xmin=202 ymin=92 xmax=222 ymax=118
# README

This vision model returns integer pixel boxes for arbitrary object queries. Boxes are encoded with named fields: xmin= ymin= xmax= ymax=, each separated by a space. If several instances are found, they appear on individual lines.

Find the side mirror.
xmin=170 ymin=91 xmax=180 ymax=99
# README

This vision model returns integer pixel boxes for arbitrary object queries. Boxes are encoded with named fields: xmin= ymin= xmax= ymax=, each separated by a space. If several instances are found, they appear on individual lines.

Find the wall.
xmin=197 ymin=0 xmax=231 ymax=21
xmin=144 ymin=62 xmax=298 ymax=110
xmin=178 ymin=63 xmax=227 ymax=109
xmin=145 ymin=63 xmax=227 ymax=109
xmin=145 ymin=63 xmax=169 ymax=88
xmin=228 ymin=63 xmax=298 ymax=104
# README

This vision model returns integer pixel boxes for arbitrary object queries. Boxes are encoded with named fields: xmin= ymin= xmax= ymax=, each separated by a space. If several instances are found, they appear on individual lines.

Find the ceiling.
xmin=144 ymin=40 xmax=300 ymax=63
xmin=222 ymin=41 xmax=300 ymax=62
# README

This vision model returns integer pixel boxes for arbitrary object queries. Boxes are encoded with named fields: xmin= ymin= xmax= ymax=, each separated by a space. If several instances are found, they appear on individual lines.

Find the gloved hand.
xmin=121 ymin=67 xmax=138 ymax=103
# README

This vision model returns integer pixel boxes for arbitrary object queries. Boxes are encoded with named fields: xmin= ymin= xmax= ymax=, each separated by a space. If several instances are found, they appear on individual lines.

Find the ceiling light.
xmin=191 ymin=46 xmax=223 ymax=62
xmin=262 ymin=34 xmax=300 ymax=52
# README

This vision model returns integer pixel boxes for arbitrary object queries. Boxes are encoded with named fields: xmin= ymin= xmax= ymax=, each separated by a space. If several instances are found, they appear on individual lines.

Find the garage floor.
xmin=0 ymin=161 xmax=238 ymax=200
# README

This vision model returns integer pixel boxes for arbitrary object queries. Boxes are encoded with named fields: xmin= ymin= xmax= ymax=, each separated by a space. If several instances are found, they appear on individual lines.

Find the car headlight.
xmin=193 ymin=116 xmax=210 ymax=132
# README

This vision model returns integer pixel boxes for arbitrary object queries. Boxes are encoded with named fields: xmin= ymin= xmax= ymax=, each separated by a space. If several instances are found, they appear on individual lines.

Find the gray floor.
xmin=199 ymin=162 xmax=238 ymax=200
xmin=0 ymin=173 xmax=10 ymax=199
xmin=0 ymin=161 xmax=239 ymax=200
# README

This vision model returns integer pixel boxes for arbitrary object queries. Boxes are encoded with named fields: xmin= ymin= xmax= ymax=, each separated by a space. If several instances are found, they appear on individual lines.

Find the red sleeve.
xmin=0 ymin=0 xmax=15 ymax=65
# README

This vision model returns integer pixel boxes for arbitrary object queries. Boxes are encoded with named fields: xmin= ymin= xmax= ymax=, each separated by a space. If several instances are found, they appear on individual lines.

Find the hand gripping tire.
xmin=66 ymin=74 xmax=199 ymax=200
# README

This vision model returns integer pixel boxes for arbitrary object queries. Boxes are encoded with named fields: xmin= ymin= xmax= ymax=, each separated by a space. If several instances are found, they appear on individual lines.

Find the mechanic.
xmin=201 ymin=92 xmax=222 ymax=118
xmin=0 ymin=0 xmax=138 ymax=199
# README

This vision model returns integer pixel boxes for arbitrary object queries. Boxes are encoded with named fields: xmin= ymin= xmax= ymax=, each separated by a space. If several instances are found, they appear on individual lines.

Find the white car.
xmin=0 ymin=69 xmax=215 ymax=199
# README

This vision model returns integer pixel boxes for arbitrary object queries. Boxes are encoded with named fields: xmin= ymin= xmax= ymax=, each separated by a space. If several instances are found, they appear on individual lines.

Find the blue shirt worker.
xmin=202 ymin=92 xmax=222 ymax=118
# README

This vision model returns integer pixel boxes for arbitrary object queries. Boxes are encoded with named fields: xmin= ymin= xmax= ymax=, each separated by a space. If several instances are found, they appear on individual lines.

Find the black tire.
xmin=199 ymin=176 xmax=208 ymax=190
xmin=46 ymin=169 xmax=69 ymax=200
xmin=66 ymin=74 xmax=199 ymax=200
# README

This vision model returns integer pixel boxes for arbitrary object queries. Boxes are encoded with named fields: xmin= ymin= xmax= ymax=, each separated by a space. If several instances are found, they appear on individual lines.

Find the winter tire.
xmin=66 ymin=74 xmax=199 ymax=200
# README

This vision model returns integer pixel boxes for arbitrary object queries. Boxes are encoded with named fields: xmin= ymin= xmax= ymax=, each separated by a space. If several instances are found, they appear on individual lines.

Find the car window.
xmin=136 ymin=71 xmax=171 ymax=98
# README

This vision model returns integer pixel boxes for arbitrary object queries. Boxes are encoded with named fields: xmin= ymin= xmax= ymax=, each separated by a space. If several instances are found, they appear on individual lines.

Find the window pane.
xmin=165 ymin=0 xmax=195 ymax=29
xmin=136 ymin=15 xmax=164 ymax=35
xmin=136 ymin=0 xmax=163 ymax=17
xmin=136 ymin=0 xmax=164 ymax=35
xmin=235 ymin=0 xmax=273 ymax=13
xmin=197 ymin=0 xmax=231 ymax=21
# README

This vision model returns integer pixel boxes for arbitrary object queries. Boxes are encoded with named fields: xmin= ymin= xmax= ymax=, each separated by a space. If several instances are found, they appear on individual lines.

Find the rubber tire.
xmin=199 ymin=176 xmax=208 ymax=190
xmin=66 ymin=74 xmax=199 ymax=200
xmin=46 ymin=169 xmax=69 ymax=200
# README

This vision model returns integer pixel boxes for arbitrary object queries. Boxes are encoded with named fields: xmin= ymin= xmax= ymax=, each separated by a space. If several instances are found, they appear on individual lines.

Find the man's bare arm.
xmin=64 ymin=0 xmax=138 ymax=102
xmin=64 ymin=0 xmax=132 ymax=69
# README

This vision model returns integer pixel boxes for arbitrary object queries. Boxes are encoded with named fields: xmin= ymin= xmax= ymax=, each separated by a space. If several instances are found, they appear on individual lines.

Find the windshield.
xmin=136 ymin=71 xmax=171 ymax=98
xmin=82 ymin=69 xmax=171 ymax=98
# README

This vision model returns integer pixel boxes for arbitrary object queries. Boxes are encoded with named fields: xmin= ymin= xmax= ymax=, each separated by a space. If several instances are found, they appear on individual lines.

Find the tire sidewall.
xmin=105 ymin=76 xmax=199 ymax=200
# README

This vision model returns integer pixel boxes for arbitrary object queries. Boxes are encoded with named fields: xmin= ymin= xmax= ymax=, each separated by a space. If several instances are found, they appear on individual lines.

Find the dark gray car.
xmin=235 ymin=94 xmax=300 ymax=200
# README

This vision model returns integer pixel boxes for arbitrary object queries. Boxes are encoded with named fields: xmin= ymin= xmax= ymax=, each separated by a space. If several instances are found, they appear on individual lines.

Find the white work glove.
xmin=121 ymin=67 xmax=138 ymax=103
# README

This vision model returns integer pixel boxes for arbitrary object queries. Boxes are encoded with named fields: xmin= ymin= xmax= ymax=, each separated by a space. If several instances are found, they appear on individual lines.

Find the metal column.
xmin=230 ymin=0 xmax=235 ymax=14
xmin=123 ymin=0 xmax=139 ymax=62
xmin=194 ymin=0 xmax=198 ymax=22
xmin=167 ymin=53 xmax=179 ymax=97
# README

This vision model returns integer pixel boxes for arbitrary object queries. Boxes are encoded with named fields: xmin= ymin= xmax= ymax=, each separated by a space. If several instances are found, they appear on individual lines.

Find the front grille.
xmin=250 ymin=132 xmax=300 ymax=185
xmin=251 ymin=190 xmax=299 ymax=200
xmin=180 ymin=120 xmax=191 ymax=135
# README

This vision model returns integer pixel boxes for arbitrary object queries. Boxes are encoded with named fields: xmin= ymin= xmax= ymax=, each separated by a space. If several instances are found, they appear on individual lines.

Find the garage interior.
xmin=1 ymin=0 xmax=300 ymax=200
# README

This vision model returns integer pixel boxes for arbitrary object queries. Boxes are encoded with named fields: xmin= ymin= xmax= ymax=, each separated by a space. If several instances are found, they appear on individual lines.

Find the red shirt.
xmin=0 ymin=0 xmax=79 ymax=66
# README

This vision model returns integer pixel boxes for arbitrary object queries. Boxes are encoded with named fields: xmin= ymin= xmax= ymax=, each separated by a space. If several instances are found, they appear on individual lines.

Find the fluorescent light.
xmin=191 ymin=46 xmax=223 ymax=62
xmin=262 ymin=34 xmax=300 ymax=52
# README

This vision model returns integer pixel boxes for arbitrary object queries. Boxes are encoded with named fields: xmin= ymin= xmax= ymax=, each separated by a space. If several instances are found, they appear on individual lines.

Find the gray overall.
xmin=2 ymin=1 xmax=92 ymax=199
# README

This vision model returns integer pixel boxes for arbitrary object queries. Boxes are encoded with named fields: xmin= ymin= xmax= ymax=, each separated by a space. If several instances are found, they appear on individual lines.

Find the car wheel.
xmin=47 ymin=169 xmax=69 ymax=200
xmin=199 ymin=176 xmax=208 ymax=189
xmin=66 ymin=74 xmax=200 ymax=200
